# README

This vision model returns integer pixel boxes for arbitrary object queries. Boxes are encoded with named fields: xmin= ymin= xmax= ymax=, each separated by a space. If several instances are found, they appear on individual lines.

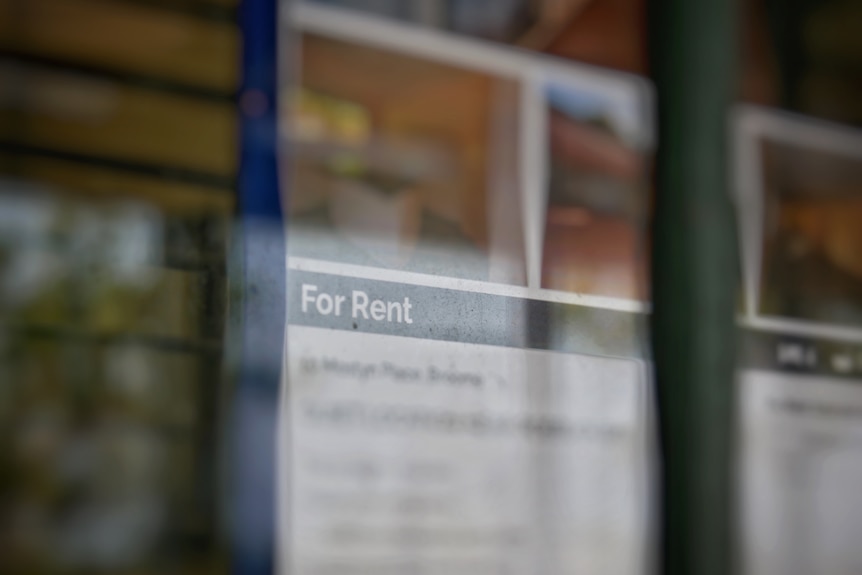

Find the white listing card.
xmin=281 ymin=325 xmax=649 ymax=575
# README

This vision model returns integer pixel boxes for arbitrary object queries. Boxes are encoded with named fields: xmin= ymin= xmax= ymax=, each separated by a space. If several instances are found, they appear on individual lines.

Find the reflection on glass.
xmin=1 ymin=0 xmax=239 ymax=573
xmin=0 ymin=183 xmax=231 ymax=574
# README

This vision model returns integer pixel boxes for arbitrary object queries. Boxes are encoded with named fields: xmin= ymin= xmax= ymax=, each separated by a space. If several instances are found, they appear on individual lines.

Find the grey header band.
xmin=740 ymin=329 xmax=862 ymax=382
xmin=287 ymin=270 xmax=647 ymax=359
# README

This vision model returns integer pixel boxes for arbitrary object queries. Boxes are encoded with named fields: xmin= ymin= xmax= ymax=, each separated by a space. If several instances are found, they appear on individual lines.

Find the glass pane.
xmin=0 ymin=2 xmax=238 ymax=573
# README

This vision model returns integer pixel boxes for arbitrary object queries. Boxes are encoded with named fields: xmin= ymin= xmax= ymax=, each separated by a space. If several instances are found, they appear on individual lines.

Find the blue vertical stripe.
xmin=234 ymin=0 xmax=285 ymax=574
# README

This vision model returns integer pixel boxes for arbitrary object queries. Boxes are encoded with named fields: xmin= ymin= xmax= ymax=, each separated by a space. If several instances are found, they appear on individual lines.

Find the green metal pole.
xmin=649 ymin=1 xmax=739 ymax=574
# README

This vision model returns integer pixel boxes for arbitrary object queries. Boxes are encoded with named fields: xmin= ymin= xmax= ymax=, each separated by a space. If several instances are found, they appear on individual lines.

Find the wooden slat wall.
xmin=0 ymin=154 xmax=234 ymax=214
xmin=2 ymin=64 xmax=237 ymax=176
xmin=0 ymin=0 xmax=239 ymax=91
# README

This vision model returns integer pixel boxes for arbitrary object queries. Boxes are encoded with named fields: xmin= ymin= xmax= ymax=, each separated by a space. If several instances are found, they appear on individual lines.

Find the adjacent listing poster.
xmin=735 ymin=107 xmax=862 ymax=575
xmin=280 ymin=4 xmax=654 ymax=574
